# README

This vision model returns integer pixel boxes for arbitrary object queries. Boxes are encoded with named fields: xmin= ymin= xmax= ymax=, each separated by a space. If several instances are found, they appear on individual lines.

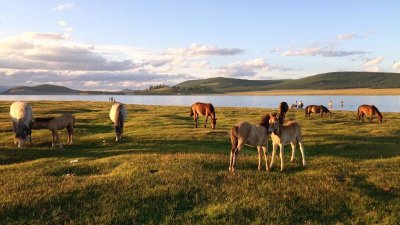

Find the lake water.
xmin=0 ymin=95 xmax=399 ymax=112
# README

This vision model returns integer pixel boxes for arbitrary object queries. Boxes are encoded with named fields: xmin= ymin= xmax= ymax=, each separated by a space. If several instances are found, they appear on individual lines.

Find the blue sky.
xmin=0 ymin=0 xmax=399 ymax=90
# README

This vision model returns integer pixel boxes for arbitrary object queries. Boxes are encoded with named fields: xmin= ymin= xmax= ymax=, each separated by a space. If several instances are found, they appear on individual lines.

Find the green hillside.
xmin=175 ymin=72 xmax=400 ymax=93
xmin=1 ymin=84 xmax=125 ymax=95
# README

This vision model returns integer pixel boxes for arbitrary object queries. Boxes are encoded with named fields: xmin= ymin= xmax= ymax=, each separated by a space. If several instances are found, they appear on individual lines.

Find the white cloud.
xmin=363 ymin=56 xmax=384 ymax=72
xmin=58 ymin=20 xmax=73 ymax=33
xmin=392 ymin=60 xmax=400 ymax=72
xmin=52 ymin=3 xmax=75 ymax=12
xmin=336 ymin=33 xmax=360 ymax=40
xmin=218 ymin=58 xmax=292 ymax=77
xmin=166 ymin=43 xmax=244 ymax=57
xmin=278 ymin=45 xmax=366 ymax=57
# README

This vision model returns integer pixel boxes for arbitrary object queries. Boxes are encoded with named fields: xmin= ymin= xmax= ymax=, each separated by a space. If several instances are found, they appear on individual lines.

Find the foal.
xmin=268 ymin=113 xmax=306 ymax=171
xmin=229 ymin=115 xmax=270 ymax=173
xmin=33 ymin=113 xmax=75 ymax=148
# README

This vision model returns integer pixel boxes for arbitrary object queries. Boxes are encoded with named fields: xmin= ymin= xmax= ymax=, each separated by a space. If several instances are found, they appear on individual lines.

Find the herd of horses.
xmin=8 ymin=101 xmax=383 ymax=172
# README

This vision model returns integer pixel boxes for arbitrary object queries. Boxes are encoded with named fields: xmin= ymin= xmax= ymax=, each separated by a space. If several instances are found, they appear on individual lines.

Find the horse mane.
xmin=258 ymin=114 xmax=270 ymax=128
xmin=208 ymin=103 xmax=215 ymax=114
xmin=371 ymin=105 xmax=382 ymax=117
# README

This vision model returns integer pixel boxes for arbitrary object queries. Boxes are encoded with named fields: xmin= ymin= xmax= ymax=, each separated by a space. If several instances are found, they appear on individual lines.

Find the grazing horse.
xmin=110 ymin=103 xmax=127 ymax=142
xmin=278 ymin=101 xmax=289 ymax=122
xmin=268 ymin=113 xmax=306 ymax=171
xmin=358 ymin=105 xmax=383 ymax=123
xmin=10 ymin=102 xmax=34 ymax=148
xmin=33 ymin=114 xmax=75 ymax=148
xmin=229 ymin=114 xmax=270 ymax=173
xmin=190 ymin=102 xmax=217 ymax=129
xmin=305 ymin=105 xmax=331 ymax=118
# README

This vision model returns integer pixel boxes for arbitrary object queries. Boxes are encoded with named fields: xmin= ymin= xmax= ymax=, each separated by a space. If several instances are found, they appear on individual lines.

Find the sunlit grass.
xmin=0 ymin=101 xmax=399 ymax=224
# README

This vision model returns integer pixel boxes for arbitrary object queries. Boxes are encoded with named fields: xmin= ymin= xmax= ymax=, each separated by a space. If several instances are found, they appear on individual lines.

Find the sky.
xmin=0 ymin=0 xmax=399 ymax=90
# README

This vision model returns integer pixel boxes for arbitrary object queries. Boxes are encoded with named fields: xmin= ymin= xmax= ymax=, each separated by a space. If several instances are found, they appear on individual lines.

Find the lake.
xmin=0 ymin=95 xmax=399 ymax=112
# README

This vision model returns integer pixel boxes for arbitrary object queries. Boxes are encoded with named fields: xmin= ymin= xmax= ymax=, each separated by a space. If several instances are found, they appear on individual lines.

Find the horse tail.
xmin=114 ymin=104 xmax=121 ymax=127
xmin=230 ymin=125 xmax=239 ymax=150
xmin=189 ymin=106 xmax=194 ymax=117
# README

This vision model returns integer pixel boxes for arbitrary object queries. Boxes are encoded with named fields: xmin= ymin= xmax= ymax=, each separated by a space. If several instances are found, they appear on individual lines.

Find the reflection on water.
xmin=0 ymin=95 xmax=399 ymax=112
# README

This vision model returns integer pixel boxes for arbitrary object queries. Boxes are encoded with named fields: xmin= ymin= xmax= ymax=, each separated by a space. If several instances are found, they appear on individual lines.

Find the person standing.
xmin=328 ymin=100 xmax=333 ymax=109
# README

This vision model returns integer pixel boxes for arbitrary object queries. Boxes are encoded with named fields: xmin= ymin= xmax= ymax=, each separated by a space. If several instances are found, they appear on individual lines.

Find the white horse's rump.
xmin=10 ymin=102 xmax=34 ymax=148
xmin=110 ymin=103 xmax=127 ymax=142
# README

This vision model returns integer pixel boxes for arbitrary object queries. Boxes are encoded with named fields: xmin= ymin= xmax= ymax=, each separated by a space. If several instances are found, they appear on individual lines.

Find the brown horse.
xmin=278 ymin=101 xmax=289 ymax=121
xmin=33 ymin=114 xmax=75 ymax=148
xmin=305 ymin=105 xmax=331 ymax=118
xmin=229 ymin=114 xmax=270 ymax=173
xmin=358 ymin=105 xmax=383 ymax=123
xmin=190 ymin=102 xmax=217 ymax=129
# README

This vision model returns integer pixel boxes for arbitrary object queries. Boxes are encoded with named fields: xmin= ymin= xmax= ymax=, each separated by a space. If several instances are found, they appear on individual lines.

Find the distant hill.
xmin=1 ymin=84 xmax=125 ymax=95
xmin=175 ymin=72 xmax=400 ymax=93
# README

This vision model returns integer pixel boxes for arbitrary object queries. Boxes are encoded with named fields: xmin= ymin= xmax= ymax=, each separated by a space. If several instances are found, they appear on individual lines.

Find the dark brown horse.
xmin=190 ymin=102 xmax=217 ymax=129
xmin=33 ymin=114 xmax=75 ymax=148
xmin=358 ymin=105 xmax=382 ymax=123
xmin=278 ymin=102 xmax=289 ymax=122
xmin=305 ymin=105 xmax=331 ymax=118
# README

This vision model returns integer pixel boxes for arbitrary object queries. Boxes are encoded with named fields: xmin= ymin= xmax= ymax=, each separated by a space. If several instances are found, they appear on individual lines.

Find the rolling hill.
xmin=1 ymin=84 xmax=125 ymax=95
xmin=175 ymin=72 xmax=400 ymax=92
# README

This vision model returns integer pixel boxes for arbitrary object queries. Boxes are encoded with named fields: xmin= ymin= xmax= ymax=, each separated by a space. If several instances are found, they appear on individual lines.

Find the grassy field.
xmin=0 ymin=101 xmax=399 ymax=224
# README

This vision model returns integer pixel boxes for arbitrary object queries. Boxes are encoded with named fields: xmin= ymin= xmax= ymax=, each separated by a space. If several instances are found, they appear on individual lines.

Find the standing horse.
xmin=33 ymin=114 xmax=75 ymax=148
xmin=190 ymin=102 xmax=217 ymax=129
xmin=268 ymin=113 xmax=306 ymax=171
xmin=305 ymin=105 xmax=331 ymax=118
xmin=278 ymin=101 xmax=289 ymax=122
xmin=10 ymin=102 xmax=34 ymax=148
xmin=358 ymin=105 xmax=383 ymax=123
xmin=229 ymin=114 xmax=270 ymax=173
xmin=110 ymin=103 xmax=127 ymax=142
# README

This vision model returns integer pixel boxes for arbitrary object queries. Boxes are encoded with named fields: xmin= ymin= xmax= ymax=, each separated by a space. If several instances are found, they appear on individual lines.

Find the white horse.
xmin=10 ymin=102 xmax=34 ymax=148
xmin=109 ymin=103 xmax=127 ymax=142
xmin=268 ymin=113 xmax=306 ymax=171
xmin=229 ymin=115 xmax=270 ymax=173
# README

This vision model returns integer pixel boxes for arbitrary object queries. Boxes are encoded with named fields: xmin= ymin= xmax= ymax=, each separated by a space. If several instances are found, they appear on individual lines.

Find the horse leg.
xmin=279 ymin=144 xmax=285 ymax=171
xmin=194 ymin=113 xmax=198 ymax=128
xmin=51 ymin=131 xmax=56 ymax=148
xmin=262 ymin=145 xmax=269 ymax=172
xmin=299 ymin=142 xmax=306 ymax=167
xmin=370 ymin=115 xmax=373 ymax=123
xmin=56 ymin=131 xmax=62 ymax=148
xmin=269 ymin=144 xmax=277 ymax=169
xmin=67 ymin=125 xmax=73 ymax=145
xmin=229 ymin=147 xmax=236 ymax=172
xmin=290 ymin=142 xmax=296 ymax=163
xmin=231 ymin=141 xmax=244 ymax=173
xmin=257 ymin=146 xmax=262 ymax=171
xmin=204 ymin=114 xmax=208 ymax=128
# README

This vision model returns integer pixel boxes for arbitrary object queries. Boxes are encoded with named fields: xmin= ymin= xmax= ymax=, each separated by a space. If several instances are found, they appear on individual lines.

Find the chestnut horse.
xmin=278 ymin=101 xmax=289 ymax=122
xmin=305 ymin=105 xmax=331 ymax=118
xmin=190 ymin=102 xmax=217 ymax=129
xmin=229 ymin=114 xmax=270 ymax=173
xmin=268 ymin=113 xmax=306 ymax=171
xmin=358 ymin=105 xmax=382 ymax=123
xmin=33 ymin=114 xmax=75 ymax=148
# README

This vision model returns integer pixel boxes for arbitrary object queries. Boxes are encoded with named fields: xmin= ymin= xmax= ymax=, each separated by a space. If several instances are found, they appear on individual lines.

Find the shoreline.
xmin=220 ymin=88 xmax=400 ymax=96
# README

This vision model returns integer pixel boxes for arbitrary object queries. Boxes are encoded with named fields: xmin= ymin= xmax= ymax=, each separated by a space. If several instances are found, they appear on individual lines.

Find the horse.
xmin=278 ymin=101 xmax=289 ymax=122
xmin=10 ymin=102 xmax=34 ymax=148
xmin=190 ymin=102 xmax=217 ymax=129
xmin=358 ymin=105 xmax=383 ymax=123
xmin=268 ymin=113 xmax=306 ymax=171
xmin=305 ymin=105 xmax=331 ymax=118
xmin=110 ymin=103 xmax=127 ymax=142
xmin=33 ymin=114 xmax=75 ymax=148
xmin=229 ymin=114 xmax=270 ymax=173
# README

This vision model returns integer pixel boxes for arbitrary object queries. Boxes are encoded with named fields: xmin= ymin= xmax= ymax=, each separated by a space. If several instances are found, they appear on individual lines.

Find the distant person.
xmin=328 ymin=101 xmax=333 ymax=109
xmin=340 ymin=100 xmax=344 ymax=108
xmin=298 ymin=100 xmax=304 ymax=109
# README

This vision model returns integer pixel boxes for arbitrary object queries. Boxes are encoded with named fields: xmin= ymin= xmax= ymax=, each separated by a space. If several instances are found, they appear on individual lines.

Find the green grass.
xmin=0 ymin=101 xmax=399 ymax=224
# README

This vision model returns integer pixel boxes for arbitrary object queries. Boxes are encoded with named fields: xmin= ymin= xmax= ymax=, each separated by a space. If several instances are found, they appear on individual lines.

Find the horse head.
xmin=268 ymin=113 xmax=281 ymax=136
xmin=15 ymin=120 xmax=30 ymax=148
xmin=211 ymin=117 xmax=217 ymax=129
